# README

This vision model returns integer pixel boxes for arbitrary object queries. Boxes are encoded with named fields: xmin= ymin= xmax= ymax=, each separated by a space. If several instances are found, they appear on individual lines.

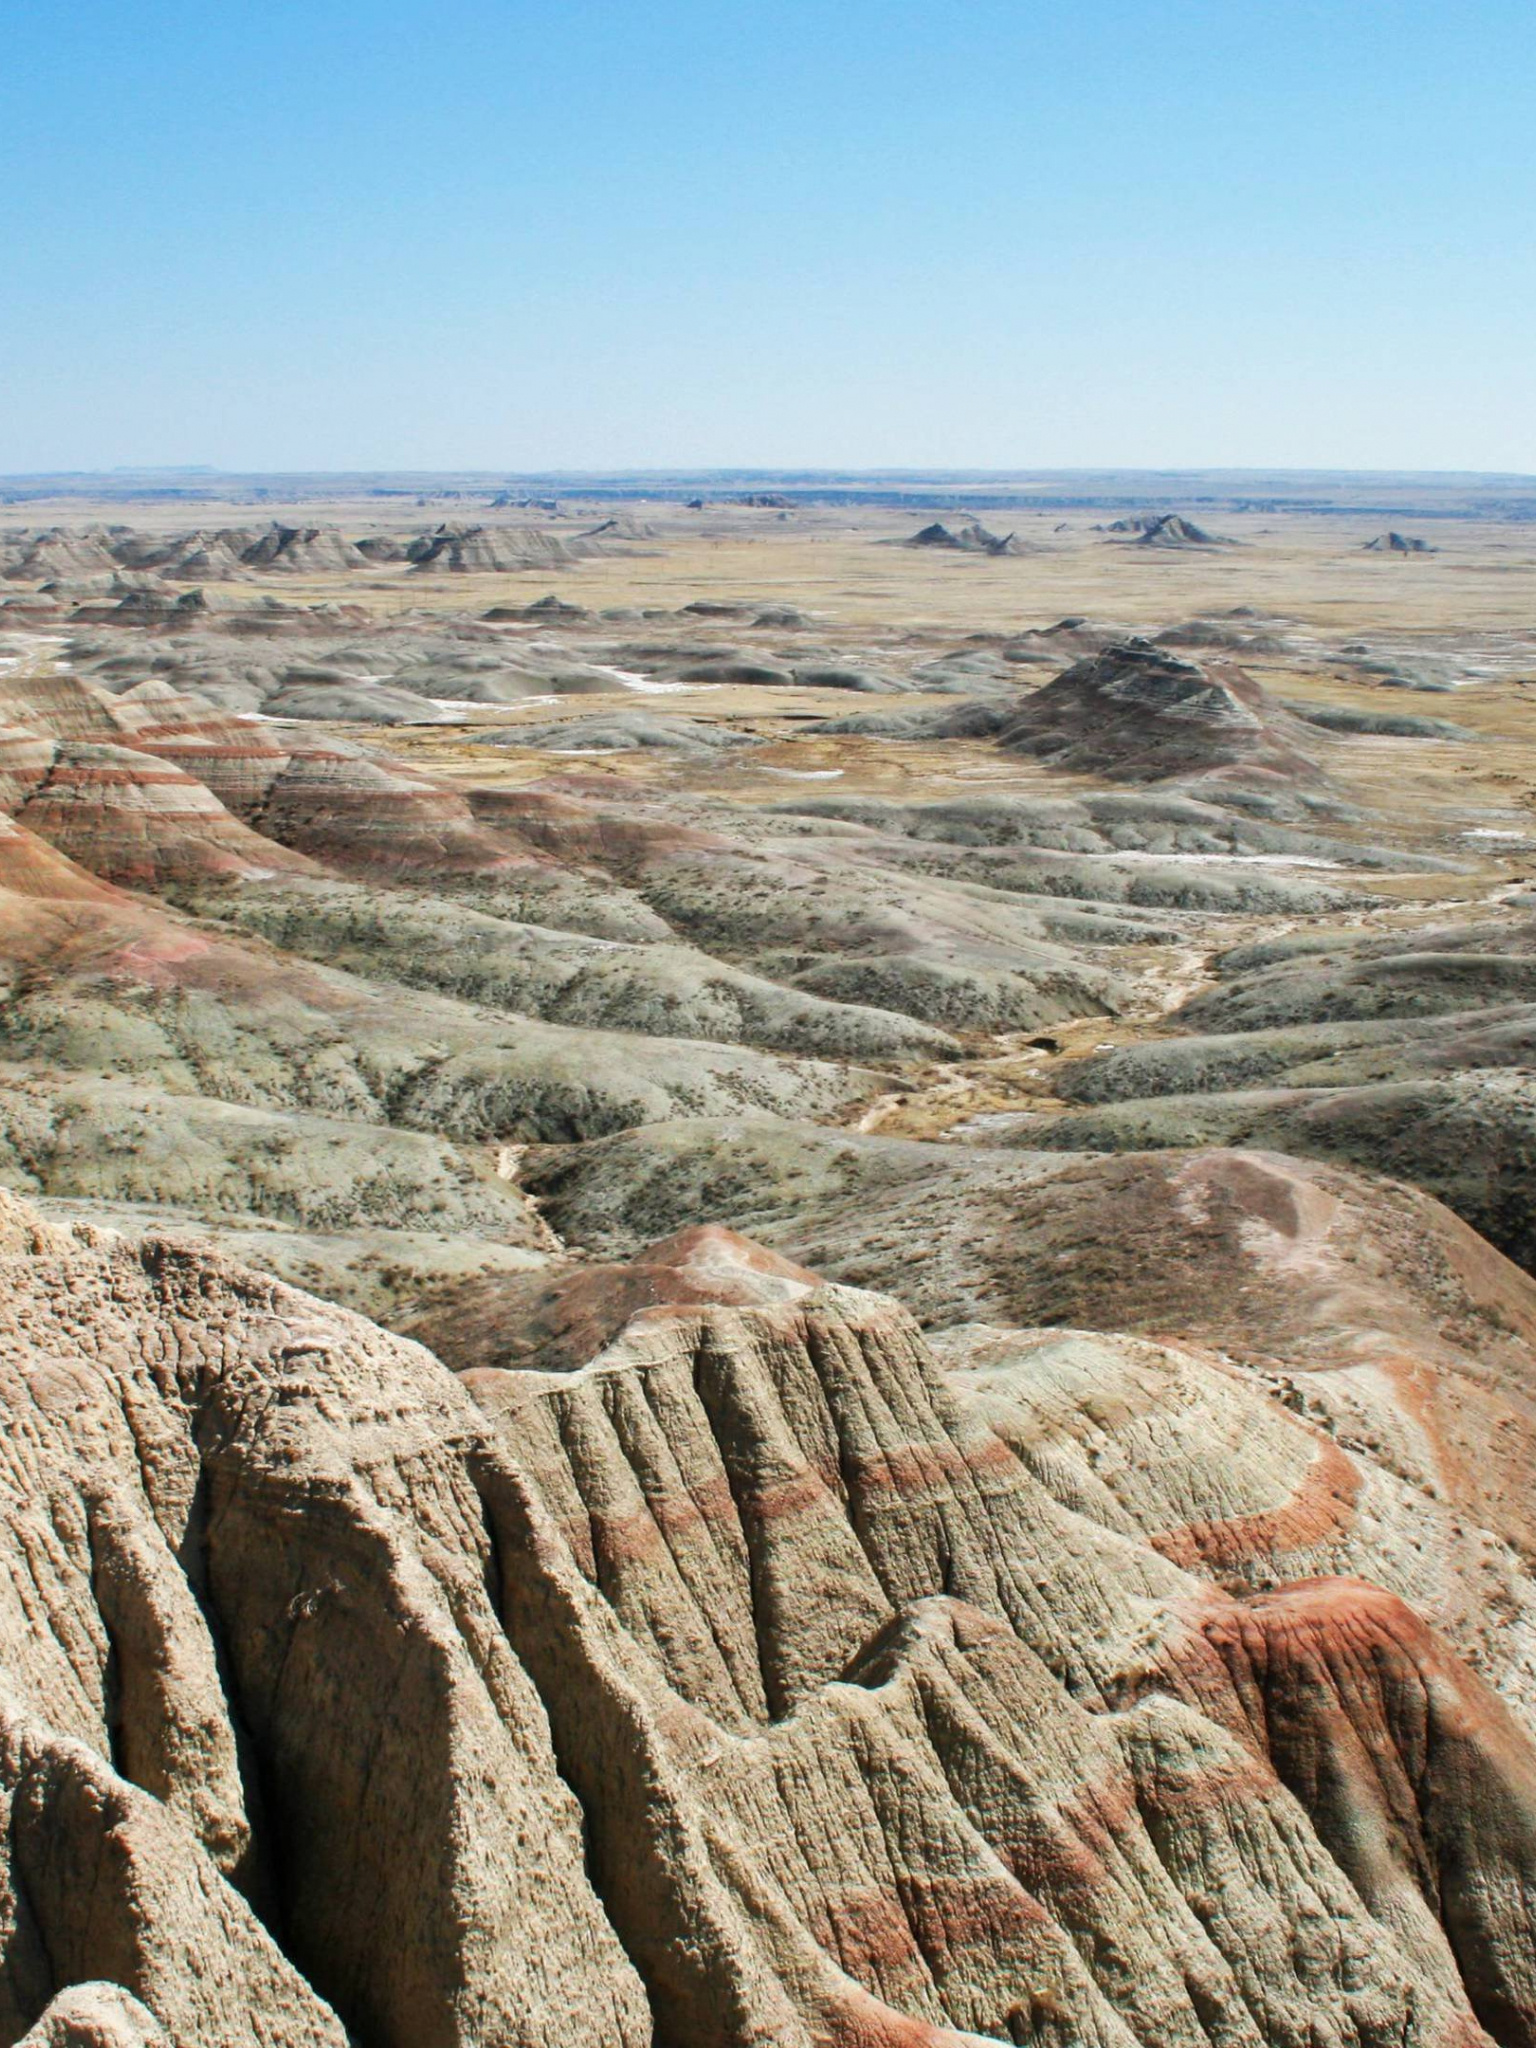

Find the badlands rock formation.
xmin=902 ymin=521 xmax=1027 ymax=555
xmin=0 ymin=518 xmax=626 ymax=588
xmin=1133 ymin=514 xmax=1232 ymax=548
xmin=12 ymin=740 xmax=317 ymax=886
xmin=4 ymin=1189 xmax=1536 ymax=2048
xmin=995 ymin=641 xmax=1318 ymax=786
xmin=1364 ymin=531 xmax=1436 ymax=553
xmin=1 ymin=505 xmax=1534 ymax=2047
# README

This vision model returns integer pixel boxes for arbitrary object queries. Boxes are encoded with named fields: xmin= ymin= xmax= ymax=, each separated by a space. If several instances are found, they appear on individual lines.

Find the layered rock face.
xmin=0 ymin=729 xmax=57 ymax=812
xmin=520 ymin=1124 xmax=1536 ymax=1711
xmin=0 ymin=667 xmax=134 ymax=741
xmin=236 ymin=523 xmax=367 ymax=573
xmin=2 ymin=1187 xmax=1535 ymax=2048
xmin=405 ymin=523 xmax=602 ymax=572
xmin=106 ymin=682 xmax=298 ymax=815
xmin=13 ymin=740 xmax=317 ymax=886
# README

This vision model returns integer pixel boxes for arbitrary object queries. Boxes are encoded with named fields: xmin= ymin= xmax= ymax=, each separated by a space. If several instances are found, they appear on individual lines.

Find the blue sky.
xmin=1 ymin=0 xmax=1531 ymax=472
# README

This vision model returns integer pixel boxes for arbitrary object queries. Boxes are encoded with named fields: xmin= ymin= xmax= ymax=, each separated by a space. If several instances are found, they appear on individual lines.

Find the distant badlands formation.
xmin=0 ymin=507 xmax=1436 ymax=596
xmin=0 ymin=509 xmax=1533 ymax=2048
xmin=0 ymin=514 xmax=659 ymax=586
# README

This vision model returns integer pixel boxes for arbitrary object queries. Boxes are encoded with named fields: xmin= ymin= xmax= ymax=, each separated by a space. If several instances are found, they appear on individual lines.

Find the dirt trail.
xmin=848 ymin=953 xmax=1215 ymax=1143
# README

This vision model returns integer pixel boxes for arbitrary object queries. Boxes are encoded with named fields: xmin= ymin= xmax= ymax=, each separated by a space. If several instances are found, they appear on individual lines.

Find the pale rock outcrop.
xmin=238 ymin=525 xmax=366 ymax=574
xmin=115 ymin=696 xmax=296 ymax=818
xmin=14 ymin=1983 xmax=169 ymax=2048
xmin=1 ymin=531 xmax=120 ymax=584
xmin=527 ymin=1129 xmax=1536 ymax=1535
xmin=0 ymin=1193 xmax=649 ymax=2048
xmin=935 ymin=1323 xmax=1536 ymax=1720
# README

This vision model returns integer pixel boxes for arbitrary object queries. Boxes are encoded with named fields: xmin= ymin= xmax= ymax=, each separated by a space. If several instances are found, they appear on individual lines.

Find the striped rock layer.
xmin=1 ymin=1190 xmax=1534 ymax=2048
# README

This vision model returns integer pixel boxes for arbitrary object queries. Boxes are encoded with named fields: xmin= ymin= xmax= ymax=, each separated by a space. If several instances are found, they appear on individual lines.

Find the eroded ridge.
xmin=2 ymin=1190 xmax=1534 ymax=2048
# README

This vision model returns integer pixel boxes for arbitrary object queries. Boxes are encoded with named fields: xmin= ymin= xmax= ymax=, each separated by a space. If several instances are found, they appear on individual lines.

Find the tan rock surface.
xmin=0 ymin=670 xmax=127 ymax=741
xmin=14 ymin=1983 xmax=170 ymax=2048
xmin=0 ymin=1192 xmax=648 ymax=2048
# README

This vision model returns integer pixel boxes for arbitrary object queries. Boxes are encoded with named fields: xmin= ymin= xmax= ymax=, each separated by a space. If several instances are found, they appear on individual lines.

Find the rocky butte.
xmin=0 ymin=484 xmax=1534 ymax=2048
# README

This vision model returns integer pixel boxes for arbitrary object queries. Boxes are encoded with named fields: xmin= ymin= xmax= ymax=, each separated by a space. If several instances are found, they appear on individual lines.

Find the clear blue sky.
xmin=1 ymin=0 xmax=1532 ymax=473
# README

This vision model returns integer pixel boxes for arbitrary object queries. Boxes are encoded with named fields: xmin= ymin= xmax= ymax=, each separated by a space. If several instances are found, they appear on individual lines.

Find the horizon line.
xmin=5 ymin=464 xmax=1536 ymax=486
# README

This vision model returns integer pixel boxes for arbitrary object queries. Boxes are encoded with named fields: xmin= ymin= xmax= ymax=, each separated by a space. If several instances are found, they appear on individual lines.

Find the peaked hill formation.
xmin=1364 ymin=532 xmax=1437 ymax=553
xmin=1134 ymin=513 xmax=1232 ymax=547
xmin=902 ymin=521 xmax=1028 ymax=554
xmin=995 ymin=639 xmax=1319 ymax=785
